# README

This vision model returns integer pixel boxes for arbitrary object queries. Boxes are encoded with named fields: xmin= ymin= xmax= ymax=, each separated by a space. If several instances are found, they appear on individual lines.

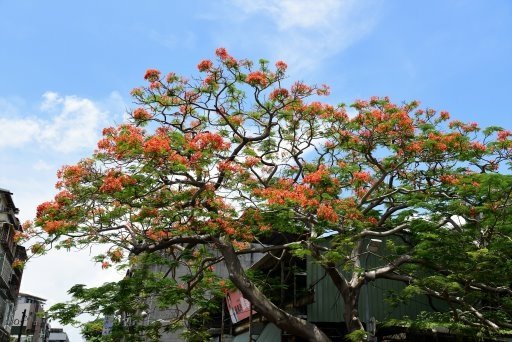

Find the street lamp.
xmin=364 ymin=239 xmax=381 ymax=342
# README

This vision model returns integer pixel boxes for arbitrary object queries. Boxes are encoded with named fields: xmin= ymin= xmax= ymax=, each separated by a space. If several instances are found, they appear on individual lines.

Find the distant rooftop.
xmin=18 ymin=293 xmax=47 ymax=302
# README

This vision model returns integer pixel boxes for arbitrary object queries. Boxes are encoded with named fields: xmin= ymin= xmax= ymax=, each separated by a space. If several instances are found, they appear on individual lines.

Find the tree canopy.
xmin=28 ymin=49 xmax=512 ymax=341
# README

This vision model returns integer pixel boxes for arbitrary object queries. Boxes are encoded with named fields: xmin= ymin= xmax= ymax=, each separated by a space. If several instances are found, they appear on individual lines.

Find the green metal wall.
xmin=307 ymin=253 xmax=444 ymax=323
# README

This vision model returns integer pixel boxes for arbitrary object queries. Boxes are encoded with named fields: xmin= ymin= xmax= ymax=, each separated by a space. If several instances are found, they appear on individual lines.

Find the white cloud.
xmin=0 ymin=92 xmax=127 ymax=153
xmin=0 ymin=101 xmax=126 ymax=337
xmin=38 ymin=92 xmax=108 ymax=152
xmin=0 ymin=117 xmax=40 ymax=148
xmin=235 ymin=0 xmax=344 ymax=30
xmin=227 ymin=0 xmax=381 ymax=73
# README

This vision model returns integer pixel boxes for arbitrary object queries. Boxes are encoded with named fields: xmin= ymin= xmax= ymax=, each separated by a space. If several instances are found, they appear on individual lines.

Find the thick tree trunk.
xmin=218 ymin=239 xmax=331 ymax=342
xmin=343 ymin=287 xmax=364 ymax=333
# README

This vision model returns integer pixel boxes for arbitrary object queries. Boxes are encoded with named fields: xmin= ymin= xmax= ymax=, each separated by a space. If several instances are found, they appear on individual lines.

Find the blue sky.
xmin=1 ymin=1 xmax=511 ymax=340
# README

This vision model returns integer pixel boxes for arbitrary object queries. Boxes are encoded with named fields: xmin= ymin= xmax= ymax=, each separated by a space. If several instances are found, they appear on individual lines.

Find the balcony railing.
xmin=0 ymin=256 xmax=12 ymax=289
xmin=9 ymin=276 xmax=20 ymax=300
xmin=0 ymin=223 xmax=15 ymax=260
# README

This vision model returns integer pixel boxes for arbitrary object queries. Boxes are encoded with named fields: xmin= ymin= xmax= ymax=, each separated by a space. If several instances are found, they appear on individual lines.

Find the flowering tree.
xmin=30 ymin=49 xmax=512 ymax=341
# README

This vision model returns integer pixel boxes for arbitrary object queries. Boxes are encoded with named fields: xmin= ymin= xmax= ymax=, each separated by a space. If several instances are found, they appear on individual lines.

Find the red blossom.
xmin=439 ymin=111 xmax=450 ymax=120
xmin=98 ymin=125 xmax=144 ymax=158
xmin=498 ymin=130 xmax=511 ymax=142
xmin=471 ymin=142 xmax=486 ymax=152
xmin=440 ymin=174 xmax=459 ymax=185
xmin=13 ymin=231 xmax=28 ymax=243
xmin=275 ymin=60 xmax=288 ymax=71
xmin=203 ymin=75 xmax=216 ymax=86
xmin=133 ymin=108 xmax=152 ymax=120
xmin=56 ymin=164 xmax=87 ymax=188
xmin=317 ymin=204 xmax=339 ymax=223
xmin=149 ymin=81 xmax=161 ymax=90
xmin=215 ymin=47 xmax=229 ymax=60
xmin=143 ymin=135 xmax=171 ymax=155
xmin=316 ymin=84 xmax=331 ymax=96
xmin=269 ymin=88 xmax=289 ymax=101
xmin=213 ymin=48 xmax=237 ymax=67
xmin=244 ymin=156 xmax=260 ymax=167
xmin=366 ymin=217 xmax=378 ymax=226
xmin=191 ymin=132 xmax=230 ymax=151
xmin=291 ymin=82 xmax=312 ymax=96
xmin=246 ymin=71 xmax=268 ymax=87
xmin=55 ymin=190 xmax=74 ymax=205
xmin=197 ymin=59 xmax=213 ymax=72
xmin=407 ymin=141 xmax=423 ymax=153
xmin=218 ymin=161 xmax=242 ymax=173
xmin=144 ymin=69 xmax=161 ymax=82
xmin=43 ymin=220 xmax=66 ymax=234
xmin=353 ymin=171 xmax=372 ymax=183
xmin=99 ymin=171 xmax=136 ymax=193
xmin=36 ymin=201 xmax=59 ymax=218
xmin=303 ymin=166 xmax=329 ymax=184
xmin=256 ymin=180 xmax=319 ymax=208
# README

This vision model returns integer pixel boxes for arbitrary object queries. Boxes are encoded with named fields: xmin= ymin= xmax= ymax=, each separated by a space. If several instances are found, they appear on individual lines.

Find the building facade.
xmin=48 ymin=328 xmax=70 ymax=342
xmin=0 ymin=188 xmax=26 ymax=342
xmin=11 ymin=293 xmax=50 ymax=342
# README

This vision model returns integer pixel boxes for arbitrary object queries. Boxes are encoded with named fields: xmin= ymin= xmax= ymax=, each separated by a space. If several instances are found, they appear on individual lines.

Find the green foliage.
xmin=28 ymin=49 xmax=512 ymax=340
xmin=345 ymin=329 xmax=368 ymax=342
xmin=81 ymin=319 xmax=109 ymax=342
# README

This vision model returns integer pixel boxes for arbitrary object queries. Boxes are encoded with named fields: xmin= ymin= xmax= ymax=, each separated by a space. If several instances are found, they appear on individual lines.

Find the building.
xmin=0 ymin=188 xmax=26 ymax=342
xmin=11 ymin=293 xmax=50 ymax=342
xmin=48 ymin=328 xmax=70 ymax=342
xmin=209 ymin=237 xmax=450 ymax=341
xmin=111 ymin=249 xmax=265 ymax=342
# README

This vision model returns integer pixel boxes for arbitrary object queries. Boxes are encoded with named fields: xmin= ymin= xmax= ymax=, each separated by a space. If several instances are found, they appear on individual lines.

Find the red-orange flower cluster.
xmin=190 ymin=132 xmax=230 ymax=151
xmin=317 ymin=203 xmax=339 ymax=223
xmin=36 ymin=201 xmax=59 ymax=219
xmin=43 ymin=220 xmax=67 ymax=234
xmin=303 ymin=166 xmax=329 ymax=185
xmin=269 ymin=88 xmax=289 ymax=101
xmin=498 ymin=130 xmax=511 ymax=142
xmin=56 ymin=164 xmax=87 ymax=188
xmin=275 ymin=60 xmax=287 ymax=71
xmin=133 ymin=108 xmax=152 ymax=120
xmin=439 ymin=174 xmax=459 ymax=185
xmin=291 ymin=82 xmax=312 ymax=96
xmin=246 ymin=71 xmax=268 ymax=87
xmin=99 ymin=171 xmax=137 ymax=193
xmin=197 ymin=59 xmax=213 ymax=72
xmin=143 ymin=135 xmax=171 ymax=155
xmin=353 ymin=171 xmax=372 ymax=183
xmin=144 ymin=69 xmax=161 ymax=82
xmin=215 ymin=47 xmax=237 ymax=67
xmin=97 ymin=125 xmax=144 ymax=159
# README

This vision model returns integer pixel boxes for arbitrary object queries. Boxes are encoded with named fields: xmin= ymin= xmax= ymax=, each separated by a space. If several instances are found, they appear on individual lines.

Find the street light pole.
xmin=16 ymin=309 xmax=26 ymax=342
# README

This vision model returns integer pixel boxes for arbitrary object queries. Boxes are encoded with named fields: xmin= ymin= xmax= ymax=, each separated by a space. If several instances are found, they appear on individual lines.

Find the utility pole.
xmin=17 ymin=309 xmax=26 ymax=342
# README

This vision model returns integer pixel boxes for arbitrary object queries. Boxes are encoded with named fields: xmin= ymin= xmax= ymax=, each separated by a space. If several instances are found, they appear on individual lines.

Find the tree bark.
xmin=342 ymin=287 xmax=364 ymax=333
xmin=217 ymin=238 xmax=331 ymax=342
